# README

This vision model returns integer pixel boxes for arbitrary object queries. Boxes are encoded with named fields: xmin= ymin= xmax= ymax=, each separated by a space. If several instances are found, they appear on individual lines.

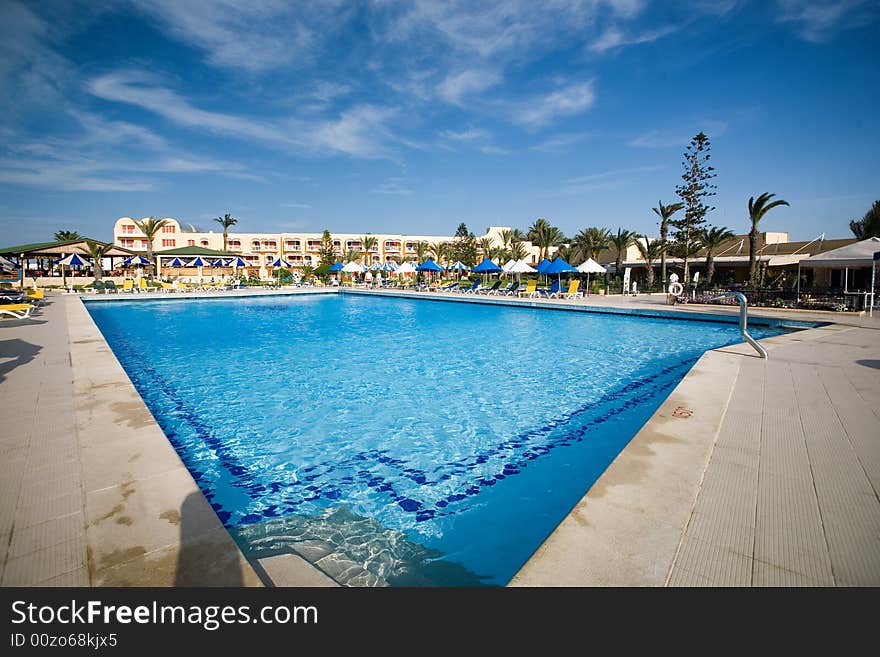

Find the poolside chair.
xmin=476 ymin=280 xmax=502 ymax=295
xmin=25 ymin=288 xmax=45 ymax=304
xmin=138 ymin=278 xmax=149 ymax=292
xmin=460 ymin=278 xmax=482 ymax=294
xmin=103 ymin=280 xmax=118 ymax=294
xmin=562 ymin=279 xmax=581 ymax=299
xmin=159 ymin=282 xmax=176 ymax=293
xmin=0 ymin=303 xmax=34 ymax=319
xmin=518 ymin=280 xmax=538 ymax=298
xmin=121 ymin=279 xmax=134 ymax=293
xmin=494 ymin=281 xmax=517 ymax=296
xmin=438 ymin=282 xmax=458 ymax=292
xmin=540 ymin=280 xmax=561 ymax=298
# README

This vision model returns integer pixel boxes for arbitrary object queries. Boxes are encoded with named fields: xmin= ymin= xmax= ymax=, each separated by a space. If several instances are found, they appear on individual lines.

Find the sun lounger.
xmin=103 ymin=280 xmax=118 ymax=293
xmin=438 ymin=282 xmax=458 ymax=292
xmin=562 ymin=280 xmax=581 ymax=299
xmin=475 ymin=280 xmax=502 ymax=295
xmin=0 ymin=303 xmax=34 ymax=319
xmin=160 ymin=282 xmax=176 ymax=293
xmin=26 ymin=288 xmax=45 ymax=304
xmin=138 ymin=278 xmax=149 ymax=292
xmin=540 ymin=280 xmax=561 ymax=298
xmin=518 ymin=280 xmax=538 ymax=297
xmin=460 ymin=278 xmax=482 ymax=294
xmin=121 ymin=279 xmax=134 ymax=293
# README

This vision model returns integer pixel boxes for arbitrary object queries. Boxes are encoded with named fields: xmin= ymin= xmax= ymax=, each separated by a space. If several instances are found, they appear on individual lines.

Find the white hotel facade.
xmin=112 ymin=218 xmax=546 ymax=268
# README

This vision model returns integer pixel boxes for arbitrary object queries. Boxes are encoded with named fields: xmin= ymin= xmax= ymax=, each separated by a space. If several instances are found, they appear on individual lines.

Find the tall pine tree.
xmin=673 ymin=132 xmax=717 ymax=283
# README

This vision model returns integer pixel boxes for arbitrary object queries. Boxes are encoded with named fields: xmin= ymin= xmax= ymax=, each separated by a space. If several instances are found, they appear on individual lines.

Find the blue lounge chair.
xmin=459 ymin=278 xmax=481 ymax=294
xmin=495 ymin=281 xmax=518 ymax=296
xmin=539 ymin=280 xmax=561 ymax=297
xmin=438 ymin=282 xmax=458 ymax=292
xmin=476 ymin=280 xmax=502 ymax=295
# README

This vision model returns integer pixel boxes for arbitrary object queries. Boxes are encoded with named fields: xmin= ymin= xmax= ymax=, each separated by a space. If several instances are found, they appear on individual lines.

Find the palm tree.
xmin=699 ymin=226 xmax=735 ymax=285
xmin=669 ymin=237 xmax=704 ymax=283
xmin=430 ymin=241 xmax=448 ymax=264
xmin=510 ymin=241 xmax=528 ymax=261
xmin=54 ymin=230 xmax=80 ymax=242
xmin=633 ymin=236 xmax=666 ymax=291
xmin=80 ymin=240 xmax=112 ymax=280
xmin=528 ymin=218 xmax=564 ymax=262
xmin=132 ymin=216 xmax=169 ymax=278
xmin=478 ymin=237 xmax=493 ymax=256
xmin=499 ymin=229 xmax=513 ymax=250
xmin=511 ymin=228 xmax=526 ymax=243
xmin=747 ymin=193 xmax=789 ymax=285
xmin=849 ymin=200 xmax=880 ymax=238
xmin=361 ymin=234 xmax=377 ymax=266
xmin=652 ymin=200 xmax=684 ymax=285
xmin=489 ymin=246 xmax=508 ymax=263
xmin=572 ymin=227 xmax=612 ymax=262
xmin=343 ymin=249 xmax=360 ymax=263
xmin=213 ymin=213 xmax=237 ymax=251
xmin=610 ymin=228 xmax=636 ymax=280
xmin=415 ymin=241 xmax=430 ymax=262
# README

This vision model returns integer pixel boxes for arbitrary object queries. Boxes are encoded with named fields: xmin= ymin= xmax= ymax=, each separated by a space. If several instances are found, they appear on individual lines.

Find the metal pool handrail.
xmin=710 ymin=291 xmax=769 ymax=359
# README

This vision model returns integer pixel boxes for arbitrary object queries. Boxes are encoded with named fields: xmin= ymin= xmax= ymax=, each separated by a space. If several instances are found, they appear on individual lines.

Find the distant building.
xmin=112 ymin=218 xmax=548 ymax=267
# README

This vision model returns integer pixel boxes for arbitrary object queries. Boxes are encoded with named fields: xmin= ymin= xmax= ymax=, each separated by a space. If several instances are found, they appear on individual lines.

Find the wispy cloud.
xmin=372 ymin=177 xmax=413 ymax=195
xmin=530 ymin=132 xmax=591 ymax=153
xmin=548 ymin=164 xmax=665 ymax=196
xmin=127 ymin=0 xmax=351 ymax=73
xmin=516 ymin=81 xmax=596 ymax=128
xmin=775 ymin=0 xmax=876 ymax=42
xmin=589 ymin=24 xmax=677 ymax=53
xmin=282 ymin=202 xmax=313 ymax=209
xmin=629 ymin=120 xmax=728 ymax=148
xmin=440 ymin=127 xmax=490 ymax=142
xmin=89 ymin=70 xmax=399 ymax=159
xmin=436 ymin=69 xmax=499 ymax=106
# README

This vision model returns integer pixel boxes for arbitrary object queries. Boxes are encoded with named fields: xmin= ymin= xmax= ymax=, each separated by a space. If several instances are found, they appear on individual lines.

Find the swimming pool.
xmin=86 ymin=293 xmax=788 ymax=586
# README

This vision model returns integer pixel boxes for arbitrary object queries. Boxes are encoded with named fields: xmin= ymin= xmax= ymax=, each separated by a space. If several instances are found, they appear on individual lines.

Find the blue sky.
xmin=0 ymin=0 xmax=877 ymax=244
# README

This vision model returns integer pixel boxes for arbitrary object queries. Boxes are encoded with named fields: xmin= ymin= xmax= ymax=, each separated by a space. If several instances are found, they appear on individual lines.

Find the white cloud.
xmin=283 ymin=202 xmax=313 ymax=209
xmin=589 ymin=24 xmax=677 ymax=53
xmin=436 ymin=69 xmax=499 ymax=106
xmin=629 ymin=120 xmax=728 ymax=148
xmin=516 ymin=81 xmax=596 ymax=128
xmin=775 ymin=0 xmax=875 ymax=42
xmin=550 ymin=164 xmax=665 ymax=196
xmin=89 ymin=70 xmax=399 ymax=159
xmin=127 ymin=0 xmax=351 ymax=72
xmin=372 ymin=178 xmax=413 ymax=195
xmin=530 ymin=132 xmax=591 ymax=153
xmin=441 ymin=127 xmax=490 ymax=142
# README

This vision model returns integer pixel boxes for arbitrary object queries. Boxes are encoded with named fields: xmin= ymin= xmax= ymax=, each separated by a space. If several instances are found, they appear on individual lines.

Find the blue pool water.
xmin=86 ymin=294 xmax=788 ymax=586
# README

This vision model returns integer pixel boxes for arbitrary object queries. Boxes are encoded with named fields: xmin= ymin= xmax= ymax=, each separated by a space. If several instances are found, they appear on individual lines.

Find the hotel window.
xmin=252 ymin=241 xmax=261 ymax=250
xmin=161 ymin=239 xmax=175 ymax=247
xmin=265 ymin=241 xmax=277 ymax=249
xmin=120 ymin=238 xmax=134 ymax=247
xmin=139 ymin=240 xmax=148 ymax=249
xmin=187 ymin=240 xmax=195 ymax=246
xmin=121 ymin=224 xmax=135 ymax=234
xmin=201 ymin=240 xmax=209 ymax=247
xmin=162 ymin=225 xmax=176 ymax=233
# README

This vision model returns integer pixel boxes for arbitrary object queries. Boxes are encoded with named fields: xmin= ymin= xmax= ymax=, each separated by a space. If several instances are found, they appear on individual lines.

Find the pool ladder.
xmin=711 ymin=291 xmax=769 ymax=359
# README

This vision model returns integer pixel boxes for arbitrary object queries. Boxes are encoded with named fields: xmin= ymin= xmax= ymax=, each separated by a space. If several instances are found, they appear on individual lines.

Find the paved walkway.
xmin=512 ymin=322 xmax=880 ymax=586
xmin=668 ymin=324 xmax=880 ymax=585
xmin=0 ymin=296 xmax=87 ymax=585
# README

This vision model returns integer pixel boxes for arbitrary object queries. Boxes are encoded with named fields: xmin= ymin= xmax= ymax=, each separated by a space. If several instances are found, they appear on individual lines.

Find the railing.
xmin=689 ymin=286 xmax=868 ymax=312
xmin=710 ymin=291 xmax=768 ymax=359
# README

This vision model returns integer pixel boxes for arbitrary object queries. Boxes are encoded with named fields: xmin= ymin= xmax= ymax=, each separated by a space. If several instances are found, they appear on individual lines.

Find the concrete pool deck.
xmin=1 ymin=287 xmax=877 ymax=586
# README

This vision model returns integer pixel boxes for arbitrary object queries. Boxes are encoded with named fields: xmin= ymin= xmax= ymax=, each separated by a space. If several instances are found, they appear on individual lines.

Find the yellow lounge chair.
xmin=138 ymin=278 xmax=149 ymax=292
xmin=25 ymin=289 xmax=44 ymax=305
xmin=518 ymin=279 xmax=538 ymax=298
xmin=121 ymin=279 xmax=134 ymax=293
xmin=0 ymin=303 xmax=34 ymax=319
xmin=160 ymin=282 xmax=176 ymax=293
xmin=554 ymin=279 xmax=580 ymax=299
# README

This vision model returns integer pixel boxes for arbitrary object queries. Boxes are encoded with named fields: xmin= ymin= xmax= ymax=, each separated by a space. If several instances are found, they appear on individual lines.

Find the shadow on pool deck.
xmin=172 ymin=492 xmax=247 ymax=587
xmin=0 ymin=338 xmax=42 ymax=383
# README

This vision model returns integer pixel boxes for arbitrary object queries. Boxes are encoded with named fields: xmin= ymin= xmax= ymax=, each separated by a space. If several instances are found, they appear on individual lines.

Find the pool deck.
xmin=1 ymin=287 xmax=878 ymax=586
